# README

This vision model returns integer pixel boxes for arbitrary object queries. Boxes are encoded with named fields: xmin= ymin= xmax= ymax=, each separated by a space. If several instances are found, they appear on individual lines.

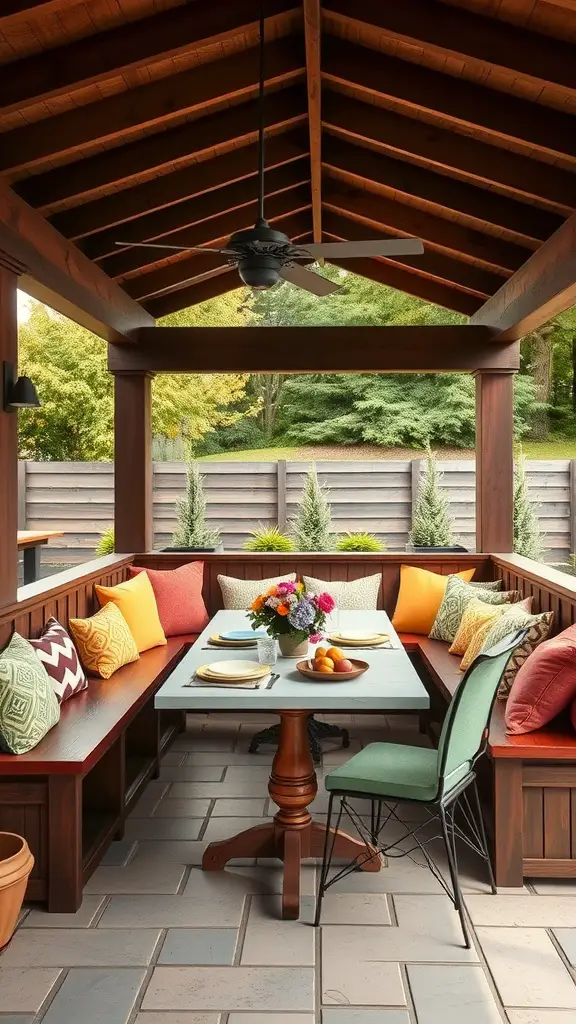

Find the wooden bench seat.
xmin=0 ymin=635 xmax=195 ymax=911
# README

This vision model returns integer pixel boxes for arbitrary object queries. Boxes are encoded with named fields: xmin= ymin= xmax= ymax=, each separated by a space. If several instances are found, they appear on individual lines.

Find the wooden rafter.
xmin=50 ymin=132 xmax=308 ymax=240
xmin=322 ymin=137 xmax=562 ymax=243
xmin=322 ymin=37 xmax=576 ymax=161
xmin=0 ymin=39 xmax=305 ymax=175
xmin=0 ymin=0 xmax=81 ymax=20
xmin=0 ymin=0 xmax=299 ymax=114
xmin=322 ymin=185 xmax=532 ymax=273
xmin=324 ymin=0 xmax=575 ymax=91
xmin=0 ymin=183 xmax=152 ymax=342
xmin=144 ymin=268 xmax=241 ymax=319
xmin=19 ymin=87 xmax=307 ymax=211
xmin=83 ymin=160 xmax=310 ymax=263
xmin=470 ymin=213 xmax=576 ymax=340
xmin=322 ymin=211 xmax=504 ymax=298
xmin=322 ymin=92 xmax=575 ymax=213
xmin=122 ymin=211 xmax=312 ymax=300
xmin=303 ymin=0 xmax=323 ymax=246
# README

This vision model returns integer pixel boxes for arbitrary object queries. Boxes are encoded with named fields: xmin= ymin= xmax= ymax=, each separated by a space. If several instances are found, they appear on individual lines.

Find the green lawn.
xmin=198 ymin=439 xmax=576 ymax=462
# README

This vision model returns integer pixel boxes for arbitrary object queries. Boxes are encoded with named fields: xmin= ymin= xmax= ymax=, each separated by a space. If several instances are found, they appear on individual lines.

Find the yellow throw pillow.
xmin=391 ymin=565 xmax=475 ymax=635
xmin=460 ymin=597 xmax=533 ymax=672
xmin=95 ymin=571 xmax=166 ymax=653
xmin=449 ymin=598 xmax=507 ymax=656
xmin=69 ymin=602 xmax=139 ymax=679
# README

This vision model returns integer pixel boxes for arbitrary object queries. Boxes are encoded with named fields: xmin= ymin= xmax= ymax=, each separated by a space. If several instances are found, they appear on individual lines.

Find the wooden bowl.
xmin=296 ymin=658 xmax=369 ymax=681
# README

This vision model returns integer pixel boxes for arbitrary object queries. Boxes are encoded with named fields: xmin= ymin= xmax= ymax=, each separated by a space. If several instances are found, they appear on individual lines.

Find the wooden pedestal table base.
xmin=202 ymin=709 xmax=380 ymax=918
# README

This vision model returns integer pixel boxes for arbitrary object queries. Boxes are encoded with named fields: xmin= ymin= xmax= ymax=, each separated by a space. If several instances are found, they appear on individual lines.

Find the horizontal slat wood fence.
xmin=20 ymin=459 xmax=574 ymax=565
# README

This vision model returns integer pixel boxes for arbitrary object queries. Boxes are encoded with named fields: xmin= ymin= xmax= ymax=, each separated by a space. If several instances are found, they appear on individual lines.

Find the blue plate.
xmin=220 ymin=630 xmax=266 ymax=641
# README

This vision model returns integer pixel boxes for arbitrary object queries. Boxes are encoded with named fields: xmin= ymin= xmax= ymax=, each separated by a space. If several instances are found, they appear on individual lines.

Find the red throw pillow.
xmin=505 ymin=624 xmax=576 ymax=734
xmin=129 ymin=562 xmax=209 ymax=637
xmin=571 ymin=697 xmax=576 ymax=732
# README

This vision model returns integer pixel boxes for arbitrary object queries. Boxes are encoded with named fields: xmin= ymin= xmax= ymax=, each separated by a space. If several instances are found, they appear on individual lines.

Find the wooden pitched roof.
xmin=0 ymin=0 xmax=574 ymax=332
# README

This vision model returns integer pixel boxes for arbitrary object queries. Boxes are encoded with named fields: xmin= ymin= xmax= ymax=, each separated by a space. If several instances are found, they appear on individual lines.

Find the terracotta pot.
xmin=278 ymin=634 xmax=309 ymax=659
xmin=0 ymin=833 xmax=34 ymax=950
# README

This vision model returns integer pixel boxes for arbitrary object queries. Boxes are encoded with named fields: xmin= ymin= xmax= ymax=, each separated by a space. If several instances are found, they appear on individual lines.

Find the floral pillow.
xmin=429 ymin=575 xmax=519 ymax=644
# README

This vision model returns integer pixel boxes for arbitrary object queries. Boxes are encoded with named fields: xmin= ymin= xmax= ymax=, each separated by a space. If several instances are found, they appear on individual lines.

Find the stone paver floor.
xmin=1 ymin=712 xmax=576 ymax=1023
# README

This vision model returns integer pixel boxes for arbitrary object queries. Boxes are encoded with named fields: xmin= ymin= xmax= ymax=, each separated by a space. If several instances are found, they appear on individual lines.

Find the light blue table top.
xmin=154 ymin=610 xmax=430 ymax=712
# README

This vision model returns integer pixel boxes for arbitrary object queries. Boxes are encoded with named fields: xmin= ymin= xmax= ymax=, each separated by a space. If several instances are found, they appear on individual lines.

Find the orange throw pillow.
xmin=95 ymin=571 xmax=166 ymax=653
xmin=129 ymin=562 xmax=209 ymax=637
xmin=391 ymin=565 xmax=475 ymax=636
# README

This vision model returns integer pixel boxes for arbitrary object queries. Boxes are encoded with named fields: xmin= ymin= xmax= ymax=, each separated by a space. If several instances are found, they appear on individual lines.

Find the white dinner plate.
xmin=330 ymin=630 xmax=388 ymax=643
xmin=204 ymin=660 xmax=270 ymax=679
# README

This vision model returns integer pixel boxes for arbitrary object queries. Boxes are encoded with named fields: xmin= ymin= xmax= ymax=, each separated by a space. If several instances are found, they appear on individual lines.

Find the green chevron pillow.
xmin=0 ymin=633 xmax=60 ymax=755
xmin=429 ymin=575 xmax=519 ymax=644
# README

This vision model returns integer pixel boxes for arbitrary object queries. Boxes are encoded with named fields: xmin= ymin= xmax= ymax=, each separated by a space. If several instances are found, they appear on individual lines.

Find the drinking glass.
xmin=257 ymin=636 xmax=277 ymax=666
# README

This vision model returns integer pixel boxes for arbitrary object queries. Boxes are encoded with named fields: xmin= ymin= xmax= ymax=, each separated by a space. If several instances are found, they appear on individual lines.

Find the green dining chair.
xmin=315 ymin=630 xmax=528 ymax=947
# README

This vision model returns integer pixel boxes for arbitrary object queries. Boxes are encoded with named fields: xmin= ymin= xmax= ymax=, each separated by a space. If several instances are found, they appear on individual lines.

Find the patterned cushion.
xmin=460 ymin=605 xmax=553 ymax=697
xmin=429 ymin=576 xmax=519 ymax=643
xmin=218 ymin=573 xmax=296 ymax=610
xmin=69 ymin=603 xmax=139 ymax=680
xmin=458 ymin=597 xmax=533 ymax=672
xmin=0 ymin=633 xmax=60 ymax=754
xmin=303 ymin=573 xmax=381 ymax=610
xmin=449 ymin=599 xmax=508 ymax=656
xmin=29 ymin=618 xmax=87 ymax=704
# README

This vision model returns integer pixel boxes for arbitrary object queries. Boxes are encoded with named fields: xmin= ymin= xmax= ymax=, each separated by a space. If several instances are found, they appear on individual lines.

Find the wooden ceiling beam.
xmin=0 ymin=0 xmax=298 ymax=115
xmin=322 ymin=136 xmax=563 ymax=244
xmin=19 ymin=86 xmax=307 ymax=211
xmin=110 ymin=325 xmax=519 ymax=373
xmin=322 ymin=37 xmax=576 ymax=162
xmin=50 ymin=131 xmax=308 ymax=240
xmin=322 ymin=211 xmax=504 ymax=298
xmin=0 ymin=39 xmax=304 ymax=175
xmin=303 ymin=0 xmax=322 ymax=245
xmin=322 ymin=91 xmax=575 ymax=213
xmin=325 ymin=0 xmax=575 ymax=92
xmin=470 ymin=213 xmax=576 ymax=340
xmin=143 ymin=268 xmax=241 ymax=319
xmin=124 ymin=211 xmax=312 ymax=301
xmin=104 ymin=186 xmax=312 ymax=279
xmin=328 ymin=250 xmax=482 ymax=315
xmin=323 ymin=184 xmax=531 ymax=274
xmin=0 ymin=1 xmax=83 ymax=20
xmin=82 ymin=159 xmax=310 ymax=263
xmin=0 ymin=183 xmax=153 ymax=342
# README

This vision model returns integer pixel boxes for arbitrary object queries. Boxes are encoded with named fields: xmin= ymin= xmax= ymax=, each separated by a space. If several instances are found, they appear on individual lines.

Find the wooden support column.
xmin=113 ymin=371 xmax=153 ymax=553
xmin=475 ymin=371 xmax=514 ymax=552
xmin=0 ymin=253 xmax=25 ymax=606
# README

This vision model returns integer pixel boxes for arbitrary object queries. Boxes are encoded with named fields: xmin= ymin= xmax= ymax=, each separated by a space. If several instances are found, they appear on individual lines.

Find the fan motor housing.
xmin=237 ymin=254 xmax=282 ymax=290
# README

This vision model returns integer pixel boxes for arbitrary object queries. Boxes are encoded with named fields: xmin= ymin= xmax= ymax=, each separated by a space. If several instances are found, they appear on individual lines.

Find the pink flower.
xmin=277 ymin=581 xmax=297 ymax=594
xmin=310 ymin=632 xmax=323 ymax=644
xmin=316 ymin=592 xmax=335 ymax=613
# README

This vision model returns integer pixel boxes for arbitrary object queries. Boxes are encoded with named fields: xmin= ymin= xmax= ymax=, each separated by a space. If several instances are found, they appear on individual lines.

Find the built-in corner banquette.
xmin=0 ymin=551 xmax=575 ymax=911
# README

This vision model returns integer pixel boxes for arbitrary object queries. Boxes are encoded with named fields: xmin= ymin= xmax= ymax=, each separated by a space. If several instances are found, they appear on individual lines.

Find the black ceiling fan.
xmin=115 ymin=6 xmax=424 ymax=295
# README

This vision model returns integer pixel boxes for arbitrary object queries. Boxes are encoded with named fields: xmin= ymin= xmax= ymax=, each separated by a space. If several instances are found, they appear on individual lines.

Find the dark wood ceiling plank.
xmin=325 ymin=0 xmax=576 ymax=91
xmin=303 ymin=0 xmax=322 ymax=245
xmin=143 ymin=268 xmax=241 ymax=318
xmin=322 ymin=91 xmax=575 ymax=213
xmin=104 ymin=186 xmax=312 ymax=279
xmin=18 ymin=86 xmax=307 ymax=210
xmin=0 ymin=0 xmax=81 ymax=19
xmin=49 ymin=131 xmax=308 ymax=240
xmin=323 ymin=183 xmax=532 ymax=273
xmin=470 ymin=213 xmax=576 ymax=340
xmin=322 ymin=136 xmax=563 ymax=244
xmin=323 ymin=37 xmax=576 ymax=161
xmin=0 ymin=0 xmax=298 ymax=114
xmin=0 ymin=39 xmax=304 ymax=175
xmin=328 ymin=250 xmax=482 ymax=315
xmin=82 ymin=159 xmax=310 ymax=262
xmin=124 ymin=211 xmax=312 ymax=300
xmin=0 ymin=182 xmax=153 ymax=341
xmin=322 ymin=210 xmax=504 ymax=297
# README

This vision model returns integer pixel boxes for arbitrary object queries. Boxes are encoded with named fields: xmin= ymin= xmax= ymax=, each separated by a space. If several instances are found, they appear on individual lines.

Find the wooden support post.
xmin=475 ymin=371 xmax=515 ymax=552
xmin=0 ymin=255 xmax=24 ymax=606
xmin=113 ymin=371 xmax=153 ymax=553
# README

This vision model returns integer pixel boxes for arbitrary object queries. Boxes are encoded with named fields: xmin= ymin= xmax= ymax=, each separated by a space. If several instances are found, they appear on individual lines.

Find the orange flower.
xmin=266 ymin=586 xmax=278 ymax=597
xmin=276 ymin=604 xmax=289 ymax=616
xmin=251 ymin=595 xmax=264 ymax=611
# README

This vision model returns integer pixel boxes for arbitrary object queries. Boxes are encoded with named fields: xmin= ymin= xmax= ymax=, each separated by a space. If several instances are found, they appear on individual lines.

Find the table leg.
xmin=22 ymin=544 xmax=41 ymax=584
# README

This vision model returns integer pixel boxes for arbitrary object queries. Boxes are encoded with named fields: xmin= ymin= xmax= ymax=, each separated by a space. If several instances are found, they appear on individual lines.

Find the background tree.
xmin=409 ymin=445 xmax=454 ymax=547
xmin=513 ymin=452 xmax=542 ymax=559
xmin=292 ymin=465 xmax=334 ymax=551
xmin=172 ymin=462 xmax=220 ymax=548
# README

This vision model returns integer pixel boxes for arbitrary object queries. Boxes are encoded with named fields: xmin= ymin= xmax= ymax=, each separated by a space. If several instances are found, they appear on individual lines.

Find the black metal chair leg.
xmin=471 ymin=778 xmax=497 ymax=894
xmin=315 ymin=792 xmax=336 ymax=927
xmin=249 ymin=715 xmax=349 ymax=763
xmin=440 ymin=803 xmax=471 ymax=949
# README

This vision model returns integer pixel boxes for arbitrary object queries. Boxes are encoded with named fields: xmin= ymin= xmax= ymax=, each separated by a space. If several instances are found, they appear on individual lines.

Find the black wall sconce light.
xmin=3 ymin=362 xmax=41 ymax=412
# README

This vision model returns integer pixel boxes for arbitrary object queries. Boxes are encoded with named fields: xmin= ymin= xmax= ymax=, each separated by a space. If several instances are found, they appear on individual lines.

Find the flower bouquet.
xmin=247 ymin=580 xmax=335 ymax=658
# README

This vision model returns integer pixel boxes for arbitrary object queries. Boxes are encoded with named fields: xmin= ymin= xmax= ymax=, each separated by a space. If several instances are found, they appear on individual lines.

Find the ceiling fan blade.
xmin=280 ymin=263 xmax=341 ymax=296
xmin=297 ymin=238 xmax=425 ymax=259
xmin=114 ymin=241 xmax=224 ymax=253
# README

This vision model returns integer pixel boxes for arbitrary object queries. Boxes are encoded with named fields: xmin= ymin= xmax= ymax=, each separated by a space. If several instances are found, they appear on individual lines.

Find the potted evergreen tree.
xmin=292 ymin=465 xmax=334 ymax=551
xmin=408 ymin=444 xmax=466 ymax=553
xmin=164 ymin=462 xmax=223 ymax=553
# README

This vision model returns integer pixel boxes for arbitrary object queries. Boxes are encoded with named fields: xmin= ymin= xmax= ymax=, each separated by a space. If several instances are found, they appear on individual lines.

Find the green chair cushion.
xmin=325 ymin=741 xmax=470 ymax=802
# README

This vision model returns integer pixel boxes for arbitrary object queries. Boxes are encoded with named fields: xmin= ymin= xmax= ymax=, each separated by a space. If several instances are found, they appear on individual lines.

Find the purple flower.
xmin=316 ymin=592 xmax=335 ymax=614
xmin=288 ymin=598 xmax=316 ymax=631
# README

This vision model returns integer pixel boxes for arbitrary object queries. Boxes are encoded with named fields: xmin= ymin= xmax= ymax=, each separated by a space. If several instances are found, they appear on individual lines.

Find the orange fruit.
xmin=315 ymin=646 xmax=328 ymax=658
xmin=327 ymin=646 xmax=345 ymax=663
xmin=314 ymin=663 xmax=334 ymax=674
xmin=315 ymin=656 xmax=334 ymax=670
